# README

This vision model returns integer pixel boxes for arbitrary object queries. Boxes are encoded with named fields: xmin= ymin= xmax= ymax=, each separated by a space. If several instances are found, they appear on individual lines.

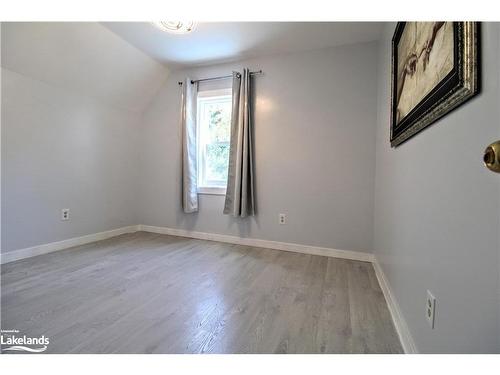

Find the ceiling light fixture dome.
xmin=152 ymin=21 xmax=195 ymax=34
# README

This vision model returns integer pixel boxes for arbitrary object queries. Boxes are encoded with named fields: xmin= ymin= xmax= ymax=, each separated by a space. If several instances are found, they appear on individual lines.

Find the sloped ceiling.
xmin=1 ymin=22 xmax=170 ymax=113
xmin=102 ymin=22 xmax=384 ymax=68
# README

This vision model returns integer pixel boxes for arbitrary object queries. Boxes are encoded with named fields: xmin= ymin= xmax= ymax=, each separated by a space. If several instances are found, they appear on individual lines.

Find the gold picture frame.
xmin=390 ymin=22 xmax=479 ymax=147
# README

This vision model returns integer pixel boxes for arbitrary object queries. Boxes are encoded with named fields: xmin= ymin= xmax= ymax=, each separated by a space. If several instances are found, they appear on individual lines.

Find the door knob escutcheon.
xmin=484 ymin=140 xmax=500 ymax=173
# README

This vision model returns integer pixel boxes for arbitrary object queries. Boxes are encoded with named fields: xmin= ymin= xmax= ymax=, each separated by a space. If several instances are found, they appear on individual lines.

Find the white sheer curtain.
xmin=181 ymin=78 xmax=199 ymax=213
xmin=223 ymin=69 xmax=255 ymax=217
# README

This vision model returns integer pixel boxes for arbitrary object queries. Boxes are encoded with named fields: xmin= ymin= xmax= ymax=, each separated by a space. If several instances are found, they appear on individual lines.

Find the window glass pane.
xmin=197 ymin=92 xmax=232 ymax=189
xmin=204 ymin=100 xmax=231 ymax=184
xmin=207 ymin=101 xmax=231 ymax=143
xmin=205 ymin=142 xmax=230 ymax=184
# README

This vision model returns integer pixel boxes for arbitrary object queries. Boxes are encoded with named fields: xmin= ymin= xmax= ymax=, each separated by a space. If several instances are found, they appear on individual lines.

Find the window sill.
xmin=198 ymin=187 xmax=227 ymax=196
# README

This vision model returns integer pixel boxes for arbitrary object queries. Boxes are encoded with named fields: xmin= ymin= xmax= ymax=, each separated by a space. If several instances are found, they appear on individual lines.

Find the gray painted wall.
xmin=138 ymin=42 xmax=379 ymax=253
xmin=373 ymin=23 xmax=500 ymax=353
xmin=1 ymin=22 xmax=169 ymax=254
xmin=1 ymin=68 xmax=140 ymax=252
xmin=1 ymin=23 xmax=169 ymax=113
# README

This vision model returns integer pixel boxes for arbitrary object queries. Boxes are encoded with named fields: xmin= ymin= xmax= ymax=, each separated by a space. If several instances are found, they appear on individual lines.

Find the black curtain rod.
xmin=178 ymin=70 xmax=262 ymax=86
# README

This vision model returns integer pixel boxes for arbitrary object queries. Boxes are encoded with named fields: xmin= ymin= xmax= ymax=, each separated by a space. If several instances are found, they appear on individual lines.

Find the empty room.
xmin=1 ymin=3 xmax=500 ymax=370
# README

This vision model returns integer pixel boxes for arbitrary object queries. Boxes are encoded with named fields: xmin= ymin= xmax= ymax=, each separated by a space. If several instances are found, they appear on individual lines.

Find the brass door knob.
xmin=484 ymin=140 xmax=500 ymax=173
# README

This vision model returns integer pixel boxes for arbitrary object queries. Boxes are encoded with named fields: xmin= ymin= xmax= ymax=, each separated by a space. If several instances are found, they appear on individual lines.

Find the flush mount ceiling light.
xmin=152 ymin=21 xmax=196 ymax=34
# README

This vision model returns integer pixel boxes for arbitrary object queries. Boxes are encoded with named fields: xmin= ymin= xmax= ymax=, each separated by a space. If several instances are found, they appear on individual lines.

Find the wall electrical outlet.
xmin=279 ymin=213 xmax=286 ymax=225
xmin=61 ymin=208 xmax=70 ymax=221
xmin=426 ymin=290 xmax=436 ymax=329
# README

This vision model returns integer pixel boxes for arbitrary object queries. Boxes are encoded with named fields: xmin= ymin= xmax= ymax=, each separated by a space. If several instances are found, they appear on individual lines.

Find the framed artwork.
xmin=390 ymin=22 xmax=479 ymax=147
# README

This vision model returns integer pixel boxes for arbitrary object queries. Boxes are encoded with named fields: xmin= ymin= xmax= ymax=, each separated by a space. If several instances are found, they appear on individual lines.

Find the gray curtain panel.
xmin=224 ymin=69 xmax=255 ymax=217
xmin=181 ymin=78 xmax=199 ymax=213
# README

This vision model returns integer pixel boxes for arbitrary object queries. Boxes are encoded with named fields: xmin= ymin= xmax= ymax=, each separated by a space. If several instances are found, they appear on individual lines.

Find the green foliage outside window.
xmin=205 ymin=101 xmax=231 ymax=182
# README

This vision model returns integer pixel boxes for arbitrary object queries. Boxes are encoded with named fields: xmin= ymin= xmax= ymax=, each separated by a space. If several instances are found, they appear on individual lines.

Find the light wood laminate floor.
xmin=1 ymin=232 xmax=402 ymax=353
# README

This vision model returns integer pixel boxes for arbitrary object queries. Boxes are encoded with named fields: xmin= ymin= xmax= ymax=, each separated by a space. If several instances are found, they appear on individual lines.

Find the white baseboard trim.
xmin=138 ymin=225 xmax=374 ymax=263
xmin=372 ymin=258 xmax=418 ymax=354
xmin=0 ymin=225 xmax=139 ymax=265
xmin=1 ymin=224 xmax=373 ymax=265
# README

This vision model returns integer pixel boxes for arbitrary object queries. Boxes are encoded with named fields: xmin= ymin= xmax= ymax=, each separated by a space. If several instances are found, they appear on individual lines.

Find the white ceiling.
xmin=1 ymin=23 xmax=169 ymax=112
xmin=102 ymin=22 xmax=384 ymax=69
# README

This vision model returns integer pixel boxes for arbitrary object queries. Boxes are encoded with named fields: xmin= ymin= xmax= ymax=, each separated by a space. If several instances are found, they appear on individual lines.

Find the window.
xmin=197 ymin=89 xmax=232 ymax=195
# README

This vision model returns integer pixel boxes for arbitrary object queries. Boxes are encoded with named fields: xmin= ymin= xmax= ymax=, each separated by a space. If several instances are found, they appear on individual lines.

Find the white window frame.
xmin=196 ymin=88 xmax=232 ymax=196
